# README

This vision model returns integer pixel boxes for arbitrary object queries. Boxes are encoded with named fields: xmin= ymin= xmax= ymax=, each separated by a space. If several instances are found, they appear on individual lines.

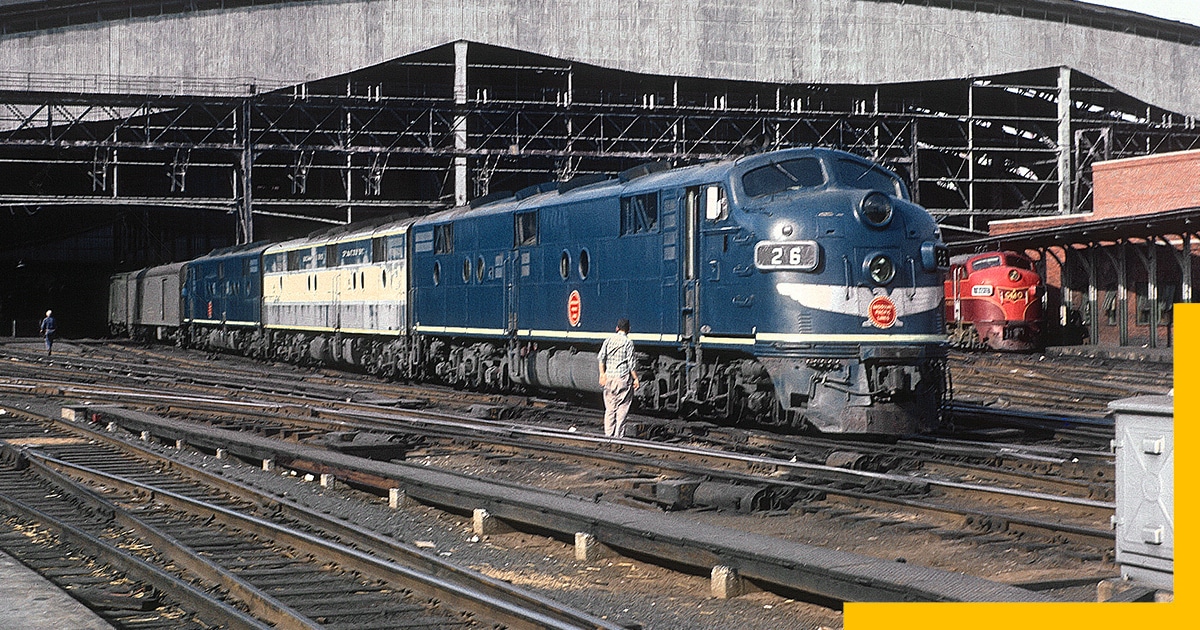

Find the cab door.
xmin=681 ymin=187 xmax=701 ymax=343
xmin=697 ymin=184 xmax=755 ymax=337
xmin=505 ymin=249 xmax=525 ymax=335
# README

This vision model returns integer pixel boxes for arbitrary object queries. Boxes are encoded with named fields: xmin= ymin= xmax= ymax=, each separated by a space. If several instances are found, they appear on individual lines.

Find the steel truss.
xmin=3 ymin=41 xmax=1200 ymax=250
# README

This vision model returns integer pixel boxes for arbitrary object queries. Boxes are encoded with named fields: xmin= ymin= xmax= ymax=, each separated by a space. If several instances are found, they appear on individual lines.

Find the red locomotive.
xmin=944 ymin=251 xmax=1043 ymax=351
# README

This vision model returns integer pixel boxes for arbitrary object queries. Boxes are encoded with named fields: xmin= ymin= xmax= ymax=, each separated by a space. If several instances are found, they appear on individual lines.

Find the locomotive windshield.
xmin=970 ymin=255 xmax=1003 ymax=272
xmin=742 ymin=158 xmax=825 ymax=197
xmin=833 ymin=159 xmax=905 ymax=198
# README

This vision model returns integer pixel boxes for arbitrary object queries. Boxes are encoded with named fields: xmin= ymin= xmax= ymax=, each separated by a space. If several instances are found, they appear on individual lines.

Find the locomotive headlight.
xmin=858 ymin=192 xmax=893 ymax=228
xmin=864 ymin=253 xmax=896 ymax=285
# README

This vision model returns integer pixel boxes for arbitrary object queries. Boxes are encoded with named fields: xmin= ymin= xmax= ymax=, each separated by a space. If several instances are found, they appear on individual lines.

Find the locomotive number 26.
xmin=754 ymin=241 xmax=820 ymax=271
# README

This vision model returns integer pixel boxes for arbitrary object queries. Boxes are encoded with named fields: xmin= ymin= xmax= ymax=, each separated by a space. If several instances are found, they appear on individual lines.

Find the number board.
xmin=753 ymin=241 xmax=820 ymax=271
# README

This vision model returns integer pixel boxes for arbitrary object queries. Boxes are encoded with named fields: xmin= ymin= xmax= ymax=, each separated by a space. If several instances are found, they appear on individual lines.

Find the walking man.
xmin=598 ymin=318 xmax=640 ymax=437
xmin=39 ymin=310 xmax=56 ymax=356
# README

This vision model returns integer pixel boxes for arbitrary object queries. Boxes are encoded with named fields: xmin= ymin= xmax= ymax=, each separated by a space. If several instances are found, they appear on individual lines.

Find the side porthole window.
xmin=560 ymin=250 xmax=571 ymax=280
xmin=476 ymin=256 xmax=485 ymax=283
xmin=579 ymin=249 xmax=590 ymax=280
xmin=463 ymin=258 xmax=471 ymax=283
xmin=433 ymin=261 xmax=441 ymax=286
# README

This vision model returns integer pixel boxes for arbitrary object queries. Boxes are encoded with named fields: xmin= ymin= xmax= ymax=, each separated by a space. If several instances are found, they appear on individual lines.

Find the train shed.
xmin=3 ymin=1 xmax=1200 ymax=336
xmin=950 ymin=149 xmax=1200 ymax=348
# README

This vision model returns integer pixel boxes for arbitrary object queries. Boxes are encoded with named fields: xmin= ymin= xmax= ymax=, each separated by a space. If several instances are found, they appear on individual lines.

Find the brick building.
xmin=955 ymin=150 xmax=1200 ymax=348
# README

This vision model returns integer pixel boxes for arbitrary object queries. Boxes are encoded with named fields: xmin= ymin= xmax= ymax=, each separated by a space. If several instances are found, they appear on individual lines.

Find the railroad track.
xmin=948 ymin=350 xmax=1171 ymax=416
xmin=3 ymin=341 xmax=1121 ymax=550
xmin=3 ymin=398 xmax=1056 ymax=608
xmin=0 ymin=406 xmax=626 ymax=630
xmin=1 ymin=339 xmax=1146 ymax=608
xmin=2 ymin=340 xmax=1169 ymax=435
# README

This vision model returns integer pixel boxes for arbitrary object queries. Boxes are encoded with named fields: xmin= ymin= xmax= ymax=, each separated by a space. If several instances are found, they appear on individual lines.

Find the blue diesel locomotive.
xmin=109 ymin=148 xmax=950 ymax=435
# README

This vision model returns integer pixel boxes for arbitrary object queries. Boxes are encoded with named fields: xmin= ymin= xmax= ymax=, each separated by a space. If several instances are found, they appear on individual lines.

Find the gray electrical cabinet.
xmin=1110 ymin=394 xmax=1174 ymax=592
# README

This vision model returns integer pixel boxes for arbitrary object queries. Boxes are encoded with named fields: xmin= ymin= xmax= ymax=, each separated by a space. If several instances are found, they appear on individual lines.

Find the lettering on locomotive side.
xmin=867 ymin=295 xmax=897 ymax=328
xmin=971 ymin=285 xmax=994 ymax=297
xmin=1000 ymin=288 xmax=1027 ymax=303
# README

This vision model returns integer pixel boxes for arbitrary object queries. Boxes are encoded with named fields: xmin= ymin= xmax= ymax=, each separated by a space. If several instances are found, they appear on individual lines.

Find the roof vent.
xmin=618 ymin=161 xmax=671 ymax=183
xmin=468 ymin=190 xmax=515 ymax=208
xmin=514 ymin=181 xmax=558 ymax=200
xmin=557 ymin=173 xmax=609 ymax=194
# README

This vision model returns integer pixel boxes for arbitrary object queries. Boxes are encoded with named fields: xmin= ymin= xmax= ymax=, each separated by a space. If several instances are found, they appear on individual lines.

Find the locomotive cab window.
xmin=514 ymin=211 xmax=538 ymax=247
xmin=703 ymin=185 xmax=727 ymax=222
xmin=833 ymin=159 xmax=904 ymax=198
xmin=620 ymin=193 xmax=658 ymax=235
xmin=970 ymin=255 xmax=1002 ymax=272
xmin=742 ymin=158 xmax=824 ymax=198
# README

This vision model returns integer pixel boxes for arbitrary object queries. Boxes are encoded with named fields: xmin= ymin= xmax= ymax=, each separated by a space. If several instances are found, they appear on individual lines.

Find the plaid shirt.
xmin=598 ymin=331 xmax=636 ymax=378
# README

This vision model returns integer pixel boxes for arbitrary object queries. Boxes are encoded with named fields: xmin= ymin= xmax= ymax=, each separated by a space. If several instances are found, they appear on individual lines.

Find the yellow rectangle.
xmin=847 ymin=304 xmax=1188 ymax=629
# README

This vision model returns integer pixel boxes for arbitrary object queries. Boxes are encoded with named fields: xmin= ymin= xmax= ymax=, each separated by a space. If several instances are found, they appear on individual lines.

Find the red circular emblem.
xmin=867 ymin=296 xmax=897 ymax=329
xmin=567 ymin=290 xmax=582 ymax=327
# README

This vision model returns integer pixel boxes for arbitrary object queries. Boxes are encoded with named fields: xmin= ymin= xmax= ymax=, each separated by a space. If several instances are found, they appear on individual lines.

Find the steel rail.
xmin=0 ymin=455 xmax=276 ymax=630
xmin=87 ymin=404 xmax=1056 ymax=603
xmin=7 ymin=447 xmax=330 ymax=630
xmin=4 ymin=374 xmax=1117 ymax=522
xmin=2 ymin=349 xmax=1118 ymax=542
xmin=19 ymin=448 xmax=621 ymax=630
xmin=35 ymin=390 xmax=1120 ymax=552
xmin=16 ymin=412 xmax=628 ymax=630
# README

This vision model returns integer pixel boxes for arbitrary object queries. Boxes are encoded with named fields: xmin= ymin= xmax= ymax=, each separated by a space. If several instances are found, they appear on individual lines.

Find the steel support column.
xmin=454 ymin=40 xmax=469 ymax=207
xmin=1084 ymin=246 xmax=1099 ymax=345
xmin=237 ymin=97 xmax=253 ymax=244
xmin=1112 ymin=243 xmax=1128 ymax=346
xmin=1057 ymin=66 xmax=1072 ymax=215
xmin=1130 ymin=239 xmax=1158 ymax=348
xmin=1185 ymin=232 xmax=1195 ymax=304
